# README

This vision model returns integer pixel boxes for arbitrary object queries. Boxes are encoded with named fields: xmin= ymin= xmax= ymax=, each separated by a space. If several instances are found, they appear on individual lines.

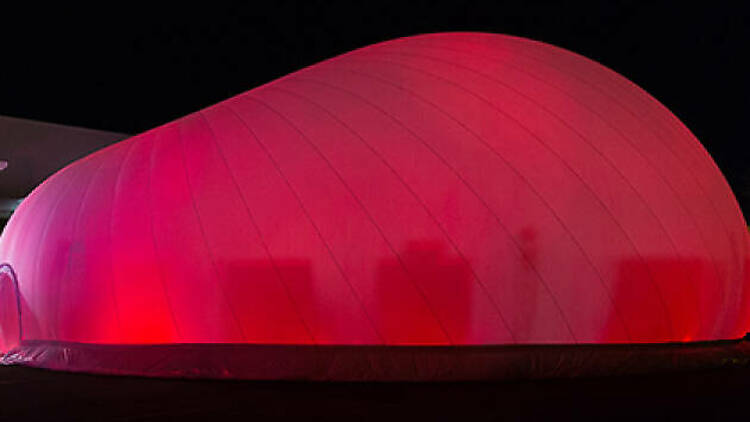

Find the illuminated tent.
xmin=1 ymin=33 xmax=749 ymax=380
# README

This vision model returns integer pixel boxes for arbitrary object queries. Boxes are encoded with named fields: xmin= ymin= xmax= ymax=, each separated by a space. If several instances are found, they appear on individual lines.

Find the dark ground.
xmin=1 ymin=365 xmax=749 ymax=421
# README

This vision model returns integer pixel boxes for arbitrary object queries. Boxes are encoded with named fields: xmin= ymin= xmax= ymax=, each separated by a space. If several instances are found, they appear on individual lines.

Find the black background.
xmin=1 ymin=1 xmax=748 ymax=217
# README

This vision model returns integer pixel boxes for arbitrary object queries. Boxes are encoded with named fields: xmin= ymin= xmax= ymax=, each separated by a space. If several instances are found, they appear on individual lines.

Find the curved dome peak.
xmin=1 ymin=33 xmax=748 ymax=357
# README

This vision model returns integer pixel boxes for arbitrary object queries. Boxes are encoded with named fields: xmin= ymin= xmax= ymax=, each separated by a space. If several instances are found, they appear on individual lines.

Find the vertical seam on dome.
xmin=175 ymin=118 xmax=248 ymax=342
xmin=58 ymin=152 xmax=109 ymax=342
xmin=0 ymin=170 xmax=50 ymax=261
xmin=263 ymin=85 xmax=518 ymax=344
xmin=348 ymin=52 xmax=699 ymax=338
xmin=628 ymin=79 xmax=747 ymax=241
xmin=402 ymin=40 xmax=733 ymax=335
xmin=355 ymin=60 xmax=674 ymax=338
xmin=504 ymin=37 xmax=746 ymax=335
xmin=332 ymin=60 xmax=674 ymax=337
xmin=402 ymin=39 xmax=737 ymax=237
xmin=297 ymin=70 xmax=630 ymax=338
xmin=504 ymin=33 xmax=745 ymax=227
xmin=362 ymin=52 xmax=705 ymax=335
xmin=107 ymin=140 xmax=139 ymax=339
xmin=31 ymin=164 xmax=87 ymax=340
xmin=196 ymin=111 xmax=317 ymax=344
xmin=221 ymin=103 xmax=388 ymax=345
xmin=408 ymin=36 xmax=728 ymax=206
xmin=391 ymin=42 xmax=730 ymax=334
xmin=282 ymin=77 xmax=584 ymax=343
xmin=146 ymin=132 xmax=183 ymax=340
xmin=5 ymin=171 xmax=55 ymax=335
xmin=249 ymin=90 xmax=462 ymax=345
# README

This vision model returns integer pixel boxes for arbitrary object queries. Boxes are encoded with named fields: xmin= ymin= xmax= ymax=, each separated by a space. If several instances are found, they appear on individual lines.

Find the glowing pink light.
xmin=0 ymin=33 xmax=748 ymax=379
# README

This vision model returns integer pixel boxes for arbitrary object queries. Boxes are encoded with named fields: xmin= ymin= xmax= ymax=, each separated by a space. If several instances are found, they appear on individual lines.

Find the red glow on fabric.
xmin=1 ymin=33 xmax=748 ymax=364
xmin=0 ymin=267 xmax=21 ymax=351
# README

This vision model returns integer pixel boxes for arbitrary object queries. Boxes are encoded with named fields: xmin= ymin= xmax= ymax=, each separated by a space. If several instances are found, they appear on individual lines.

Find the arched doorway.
xmin=0 ymin=264 xmax=21 ymax=353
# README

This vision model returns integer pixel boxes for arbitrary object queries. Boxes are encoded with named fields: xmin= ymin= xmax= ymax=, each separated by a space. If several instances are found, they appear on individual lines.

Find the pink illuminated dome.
xmin=1 ymin=33 xmax=748 ymax=380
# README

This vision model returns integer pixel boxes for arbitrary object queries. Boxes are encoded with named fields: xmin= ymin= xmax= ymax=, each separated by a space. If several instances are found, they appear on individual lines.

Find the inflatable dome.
xmin=1 ymin=33 xmax=749 ymax=380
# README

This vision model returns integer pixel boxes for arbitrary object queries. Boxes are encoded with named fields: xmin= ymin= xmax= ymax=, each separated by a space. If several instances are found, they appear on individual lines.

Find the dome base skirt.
xmin=3 ymin=339 xmax=750 ymax=381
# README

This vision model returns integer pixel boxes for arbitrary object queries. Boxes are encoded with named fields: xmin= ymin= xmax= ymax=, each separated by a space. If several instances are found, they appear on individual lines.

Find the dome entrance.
xmin=0 ymin=264 xmax=21 ymax=353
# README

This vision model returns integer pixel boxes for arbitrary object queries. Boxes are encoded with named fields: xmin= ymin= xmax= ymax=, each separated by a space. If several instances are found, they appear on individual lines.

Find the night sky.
xmin=1 ymin=1 xmax=748 ymax=217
